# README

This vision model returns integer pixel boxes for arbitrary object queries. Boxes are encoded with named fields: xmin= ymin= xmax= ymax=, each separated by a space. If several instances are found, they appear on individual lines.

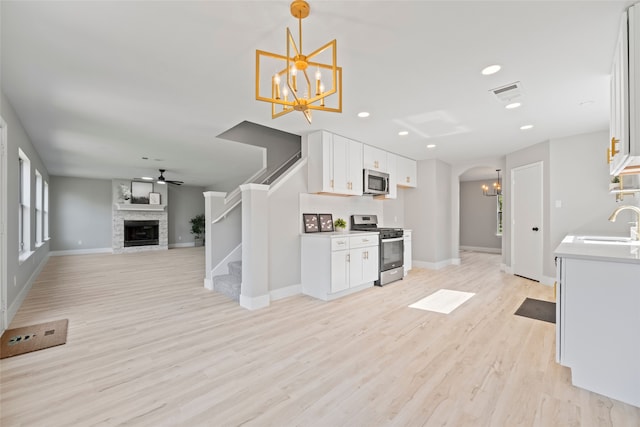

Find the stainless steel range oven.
xmin=351 ymin=215 xmax=403 ymax=286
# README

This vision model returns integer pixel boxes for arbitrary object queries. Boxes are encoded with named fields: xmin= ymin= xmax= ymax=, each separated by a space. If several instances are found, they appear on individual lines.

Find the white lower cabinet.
xmin=302 ymin=232 xmax=379 ymax=301
xmin=403 ymin=230 xmax=412 ymax=276
xmin=556 ymin=256 xmax=640 ymax=407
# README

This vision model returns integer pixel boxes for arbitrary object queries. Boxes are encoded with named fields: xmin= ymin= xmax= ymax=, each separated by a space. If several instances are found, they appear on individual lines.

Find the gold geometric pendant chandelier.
xmin=255 ymin=0 xmax=342 ymax=124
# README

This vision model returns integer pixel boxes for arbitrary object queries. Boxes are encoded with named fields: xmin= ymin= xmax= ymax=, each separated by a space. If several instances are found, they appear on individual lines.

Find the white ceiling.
xmin=1 ymin=1 xmax=633 ymax=187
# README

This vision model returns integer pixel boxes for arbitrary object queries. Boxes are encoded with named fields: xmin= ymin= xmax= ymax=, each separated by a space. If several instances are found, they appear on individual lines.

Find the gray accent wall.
xmin=2 ymin=91 xmax=50 ymax=323
xmin=460 ymin=180 xmax=502 ymax=251
xmin=50 ymin=176 xmax=112 ymax=251
xmin=167 ymin=184 xmax=206 ymax=245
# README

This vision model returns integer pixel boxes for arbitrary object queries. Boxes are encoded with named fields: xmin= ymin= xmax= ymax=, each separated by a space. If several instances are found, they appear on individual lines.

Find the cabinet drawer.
xmin=349 ymin=234 xmax=378 ymax=249
xmin=331 ymin=237 xmax=349 ymax=251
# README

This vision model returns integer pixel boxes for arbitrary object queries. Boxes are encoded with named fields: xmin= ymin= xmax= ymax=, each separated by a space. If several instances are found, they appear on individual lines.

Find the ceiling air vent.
xmin=490 ymin=81 xmax=523 ymax=103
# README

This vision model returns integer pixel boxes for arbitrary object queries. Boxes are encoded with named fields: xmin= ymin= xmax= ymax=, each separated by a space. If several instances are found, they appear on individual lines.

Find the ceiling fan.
xmin=155 ymin=169 xmax=183 ymax=185
xmin=135 ymin=169 xmax=184 ymax=185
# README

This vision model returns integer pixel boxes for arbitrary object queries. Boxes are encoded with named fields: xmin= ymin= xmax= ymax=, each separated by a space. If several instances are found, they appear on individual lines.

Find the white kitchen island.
xmin=555 ymin=235 xmax=640 ymax=407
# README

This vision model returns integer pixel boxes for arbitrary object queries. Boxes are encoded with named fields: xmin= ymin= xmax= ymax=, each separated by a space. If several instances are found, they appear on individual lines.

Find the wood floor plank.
xmin=1 ymin=248 xmax=638 ymax=426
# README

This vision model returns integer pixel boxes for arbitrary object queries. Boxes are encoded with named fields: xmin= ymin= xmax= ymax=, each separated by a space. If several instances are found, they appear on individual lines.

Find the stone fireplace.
xmin=112 ymin=205 xmax=168 ymax=253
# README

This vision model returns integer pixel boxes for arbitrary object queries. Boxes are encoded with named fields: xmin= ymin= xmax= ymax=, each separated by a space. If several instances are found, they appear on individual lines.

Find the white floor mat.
xmin=408 ymin=289 xmax=475 ymax=314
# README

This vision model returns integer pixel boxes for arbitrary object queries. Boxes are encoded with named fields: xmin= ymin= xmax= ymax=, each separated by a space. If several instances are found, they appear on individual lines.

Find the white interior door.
xmin=512 ymin=162 xmax=543 ymax=282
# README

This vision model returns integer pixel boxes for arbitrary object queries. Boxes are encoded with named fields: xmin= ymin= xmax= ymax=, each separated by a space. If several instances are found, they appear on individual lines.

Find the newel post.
xmin=239 ymin=184 xmax=270 ymax=310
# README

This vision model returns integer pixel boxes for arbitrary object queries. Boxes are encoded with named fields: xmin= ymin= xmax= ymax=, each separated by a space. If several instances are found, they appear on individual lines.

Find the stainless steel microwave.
xmin=363 ymin=169 xmax=390 ymax=195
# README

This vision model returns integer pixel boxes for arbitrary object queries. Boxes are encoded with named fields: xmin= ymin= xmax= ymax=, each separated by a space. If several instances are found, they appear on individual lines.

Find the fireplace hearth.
xmin=124 ymin=220 xmax=159 ymax=247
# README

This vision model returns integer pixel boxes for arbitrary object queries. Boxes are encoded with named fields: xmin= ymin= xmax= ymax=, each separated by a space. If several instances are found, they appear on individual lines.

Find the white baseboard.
xmin=500 ymin=263 xmax=513 ymax=274
xmin=460 ymin=245 xmax=502 ymax=254
xmin=239 ymin=294 xmax=270 ymax=310
xmin=203 ymin=278 xmax=213 ymax=291
xmin=413 ymin=259 xmax=455 ymax=270
xmin=541 ymin=275 xmax=555 ymax=286
xmin=7 ymin=253 xmax=50 ymax=326
xmin=169 ymin=242 xmax=196 ymax=248
xmin=270 ymin=284 xmax=302 ymax=301
xmin=49 ymin=247 xmax=112 ymax=256
xmin=451 ymin=258 xmax=461 ymax=265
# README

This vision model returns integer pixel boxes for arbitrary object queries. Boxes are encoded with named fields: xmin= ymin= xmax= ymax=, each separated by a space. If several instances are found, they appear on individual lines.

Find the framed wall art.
xmin=131 ymin=181 xmax=153 ymax=204
xmin=318 ymin=214 xmax=334 ymax=232
xmin=149 ymin=192 xmax=161 ymax=205
xmin=303 ymin=213 xmax=319 ymax=233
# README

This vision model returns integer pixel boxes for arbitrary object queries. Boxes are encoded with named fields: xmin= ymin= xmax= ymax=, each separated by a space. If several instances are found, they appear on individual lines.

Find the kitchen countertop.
xmin=554 ymin=235 xmax=640 ymax=263
xmin=301 ymin=231 xmax=379 ymax=238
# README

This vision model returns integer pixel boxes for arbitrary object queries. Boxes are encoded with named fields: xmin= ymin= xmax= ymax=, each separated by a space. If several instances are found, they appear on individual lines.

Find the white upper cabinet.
xmin=610 ymin=5 xmax=640 ymax=175
xmin=396 ymin=155 xmax=417 ymax=188
xmin=610 ymin=10 xmax=630 ymax=175
xmin=307 ymin=130 xmax=363 ymax=196
xmin=363 ymin=145 xmax=388 ymax=172
xmin=385 ymin=153 xmax=397 ymax=199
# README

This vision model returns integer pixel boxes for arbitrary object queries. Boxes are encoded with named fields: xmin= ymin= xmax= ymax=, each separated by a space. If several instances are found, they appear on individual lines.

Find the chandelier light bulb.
xmin=273 ymin=74 xmax=281 ymax=99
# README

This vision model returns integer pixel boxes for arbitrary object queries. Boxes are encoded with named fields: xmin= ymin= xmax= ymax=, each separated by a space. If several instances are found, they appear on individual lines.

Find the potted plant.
xmin=610 ymin=175 xmax=621 ymax=191
xmin=334 ymin=217 xmax=347 ymax=232
xmin=190 ymin=213 xmax=206 ymax=246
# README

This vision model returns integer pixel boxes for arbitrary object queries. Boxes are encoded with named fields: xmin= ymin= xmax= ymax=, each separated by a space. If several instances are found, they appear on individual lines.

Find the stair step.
xmin=212 ymin=274 xmax=240 ymax=302
xmin=228 ymin=261 xmax=242 ymax=279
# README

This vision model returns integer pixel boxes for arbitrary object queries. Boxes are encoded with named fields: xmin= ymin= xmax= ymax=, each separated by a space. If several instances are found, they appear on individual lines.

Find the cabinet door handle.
xmin=346 ymin=254 xmax=350 ymax=262
xmin=330 ymin=179 xmax=334 ymax=188
xmin=406 ymin=176 xmax=410 ymax=183
xmin=532 ymin=227 xmax=539 ymax=231
xmin=611 ymin=137 xmax=619 ymax=157
xmin=607 ymin=147 xmax=612 ymax=164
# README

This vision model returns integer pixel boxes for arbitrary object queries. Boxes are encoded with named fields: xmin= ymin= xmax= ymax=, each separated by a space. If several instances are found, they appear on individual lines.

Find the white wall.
xmin=50 ymin=176 xmax=112 ymax=251
xmin=549 ymin=130 xmax=633 ymax=264
xmin=168 ymin=184 xmax=206 ymax=246
xmin=405 ymin=159 xmax=453 ymax=267
xmin=1 ymin=92 xmax=50 ymax=325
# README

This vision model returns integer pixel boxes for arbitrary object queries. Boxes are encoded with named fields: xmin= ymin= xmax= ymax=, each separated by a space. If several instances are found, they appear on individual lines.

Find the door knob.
xmin=532 ymin=227 xmax=539 ymax=231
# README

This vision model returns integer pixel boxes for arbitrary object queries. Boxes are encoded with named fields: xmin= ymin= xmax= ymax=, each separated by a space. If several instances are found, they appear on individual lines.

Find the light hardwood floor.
xmin=1 ymin=248 xmax=639 ymax=426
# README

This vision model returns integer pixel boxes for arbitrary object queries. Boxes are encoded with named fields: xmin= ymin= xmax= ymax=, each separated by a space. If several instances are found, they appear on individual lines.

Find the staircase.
xmin=213 ymin=261 xmax=241 ymax=301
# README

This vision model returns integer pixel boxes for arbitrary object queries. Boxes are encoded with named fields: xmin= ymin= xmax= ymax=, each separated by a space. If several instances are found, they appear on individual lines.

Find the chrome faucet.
xmin=608 ymin=205 xmax=640 ymax=241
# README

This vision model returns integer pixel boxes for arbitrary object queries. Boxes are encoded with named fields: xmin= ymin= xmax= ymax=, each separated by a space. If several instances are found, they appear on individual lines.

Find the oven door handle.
xmin=381 ymin=237 xmax=404 ymax=243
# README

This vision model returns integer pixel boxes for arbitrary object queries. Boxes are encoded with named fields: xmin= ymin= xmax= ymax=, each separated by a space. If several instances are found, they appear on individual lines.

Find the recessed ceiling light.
xmin=481 ymin=64 xmax=501 ymax=75
xmin=398 ymin=131 xmax=409 ymax=136
xmin=520 ymin=124 xmax=534 ymax=130
xmin=141 ymin=177 xmax=153 ymax=181
xmin=505 ymin=102 xmax=521 ymax=109
xmin=427 ymin=144 xmax=436 ymax=149
xmin=358 ymin=112 xmax=370 ymax=118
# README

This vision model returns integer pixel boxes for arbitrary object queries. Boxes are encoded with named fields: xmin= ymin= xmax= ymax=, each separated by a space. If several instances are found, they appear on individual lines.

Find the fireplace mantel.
xmin=115 ymin=203 xmax=166 ymax=212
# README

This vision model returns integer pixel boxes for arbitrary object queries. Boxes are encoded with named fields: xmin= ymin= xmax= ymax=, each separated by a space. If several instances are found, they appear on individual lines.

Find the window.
xmin=18 ymin=149 xmax=31 ymax=255
xmin=35 ymin=170 xmax=43 ymax=245
xmin=44 ymin=181 xmax=49 ymax=240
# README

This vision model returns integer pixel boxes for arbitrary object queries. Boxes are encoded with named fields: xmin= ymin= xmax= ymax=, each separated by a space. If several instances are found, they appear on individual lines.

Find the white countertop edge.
xmin=554 ymin=235 xmax=640 ymax=263
xmin=300 ymin=231 xmax=380 ymax=238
